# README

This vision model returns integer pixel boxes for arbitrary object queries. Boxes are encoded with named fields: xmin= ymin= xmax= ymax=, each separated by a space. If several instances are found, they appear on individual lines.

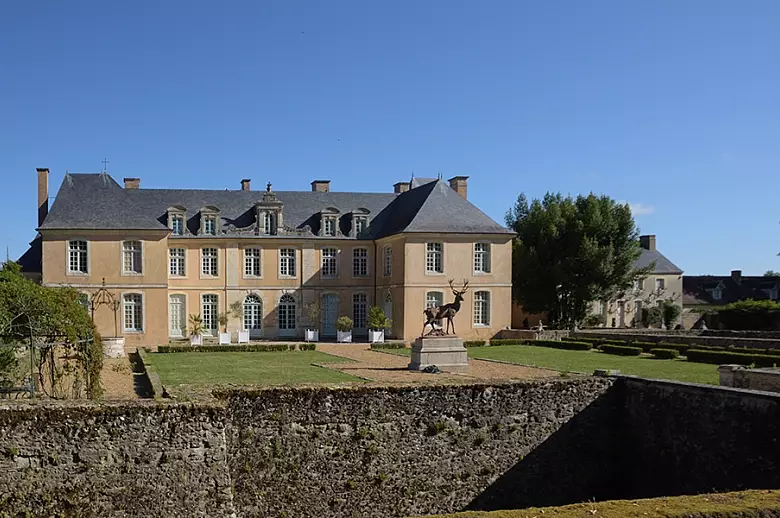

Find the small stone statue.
xmin=422 ymin=279 xmax=469 ymax=336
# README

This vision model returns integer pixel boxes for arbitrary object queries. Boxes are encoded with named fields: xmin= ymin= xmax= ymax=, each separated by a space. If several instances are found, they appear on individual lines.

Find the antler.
xmin=448 ymin=279 xmax=456 ymax=294
xmin=460 ymin=279 xmax=469 ymax=293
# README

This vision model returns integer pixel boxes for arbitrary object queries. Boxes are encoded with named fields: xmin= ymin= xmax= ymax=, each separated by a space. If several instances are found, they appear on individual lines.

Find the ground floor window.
xmin=474 ymin=291 xmax=490 ymax=326
xmin=279 ymin=294 xmax=296 ymax=330
xmin=123 ymin=293 xmax=143 ymax=332
xmin=202 ymin=294 xmax=218 ymax=335
xmin=169 ymin=295 xmax=185 ymax=337
xmin=244 ymin=295 xmax=263 ymax=333
xmin=353 ymin=293 xmax=367 ymax=329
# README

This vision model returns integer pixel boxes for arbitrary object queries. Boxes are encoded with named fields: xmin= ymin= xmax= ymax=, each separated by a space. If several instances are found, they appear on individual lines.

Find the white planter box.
xmin=238 ymin=330 xmax=250 ymax=344
xmin=305 ymin=329 xmax=319 ymax=342
xmin=190 ymin=334 xmax=203 ymax=346
xmin=337 ymin=331 xmax=353 ymax=343
xmin=219 ymin=332 xmax=231 ymax=345
xmin=368 ymin=329 xmax=385 ymax=344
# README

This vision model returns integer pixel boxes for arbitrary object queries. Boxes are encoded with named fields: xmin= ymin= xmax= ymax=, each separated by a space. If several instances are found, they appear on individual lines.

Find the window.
xmin=169 ymin=248 xmax=186 ymax=276
xmin=263 ymin=212 xmax=276 ymax=235
xmin=68 ymin=240 xmax=88 ymax=274
xmin=169 ymin=295 xmax=185 ymax=337
xmin=426 ymin=243 xmax=443 ymax=273
xmin=353 ymin=248 xmax=368 ymax=277
xmin=635 ymin=279 xmax=644 ymax=292
xmin=474 ymin=243 xmax=491 ymax=273
xmin=203 ymin=215 xmax=217 ymax=235
xmin=322 ymin=248 xmax=338 ymax=277
xmin=353 ymin=293 xmax=367 ymax=329
xmin=655 ymin=278 xmax=665 ymax=291
xmin=474 ymin=291 xmax=490 ymax=326
xmin=323 ymin=217 xmax=337 ymax=236
xmin=354 ymin=216 xmax=368 ymax=235
xmin=280 ymin=248 xmax=296 ymax=277
xmin=243 ymin=295 xmax=263 ymax=333
xmin=202 ymin=248 xmax=218 ymax=276
xmin=383 ymin=245 xmax=393 ymax=277
xmin=171 ymin=214 xmax=184 ymax=235
xmin=711 ymin=288 xmax=723 ymax=300
xmin=122 ymin=241 xmax=143 ymax=274
xmin=123 ymin=294 xmax=143 ymax=332
xmin=426 ymin=292 xmax=444 ymax=327
xmin=278 ymin=294 xmax=296 ymax=330
xmin=244 ymin=248 xmax=261 ymax=277
xmin=201 ymin=294 xmax=218 ymax=334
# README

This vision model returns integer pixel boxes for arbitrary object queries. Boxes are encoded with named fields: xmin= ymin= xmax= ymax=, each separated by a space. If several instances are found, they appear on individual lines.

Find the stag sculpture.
xmin=422 ymin=279 xmax=469 ymax=336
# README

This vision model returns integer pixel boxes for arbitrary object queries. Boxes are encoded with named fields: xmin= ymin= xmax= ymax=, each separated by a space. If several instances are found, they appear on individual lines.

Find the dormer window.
xmin=707 ymin=282 xmax=725 ymax=301
xmin=255 ymin=185 xmax=284 ymax=236
xmin=323 ymin=217 xmax=337 ymax=236
xmin=200 ymin=206 xmax=220 ymax=236
xmin=262 ymin=212 xmax=276 ymax=235
xmin=351 ymin=208 xmax=370 ymax=237
xmin=167 ymin=206 xmax=187 ymax=236
xmin=319 ymin=207 xmax=340 ymax=237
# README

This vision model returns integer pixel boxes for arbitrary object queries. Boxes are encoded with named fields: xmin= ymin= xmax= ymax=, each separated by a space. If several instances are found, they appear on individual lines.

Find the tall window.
xmin=244 ymin=248 xmax=261 ymax=277
xmin=323 ymin=217 xmax=337 ymax=236
xmin=322 ymin=248 xmax=338 ymax=277
xmin=201 ymin=294 xmax=218 ymax=334
xmin=202 ymin=248 xmax=218 ymax=276
xmin=68 ymin=240 xmax=88 ymax=274
xmin=169 ymin=248 xmax=186 ymax=276
xmin=711 ymin=288 xmax=723 ymax=300
xmin=656 ymin=278 xmax=665 ymax=291
xmin=278 ymin=294 xmax=296 ymax=330
xmin=263 ymin=212 xmax=276 ymax=235
xmin=635 ymin=279 xmax=644 ymax=292
xmin=474 ymin=291 xmax=490 ymax=326
xmin=169 ymin=295 xmax=185 ymax=337
xmin=474 ymin=243 xmax=491 ymax=273
xmin=383 ymin=245 xmax=392 ymax=277
xmin=203 ymin=215 xmax=217 ymax=235
xmin=243 ymin=295 xmax=263 ymax=333
xmin=426 ymin=292 xmax=444 ymax=327
xmin=353 ymin=293 xmax=367 ymax=329
xmin=122 ymin=241 xmax=143 ymax=274
xmin=426 ymin=243 xmax=443 ymax=273
xmin=170 ymin=214 xmax=184 ymax=235
xmin=353 ymin=248 xmax=368 ymax=277
xmin=123 ymin=293 xmax=143 ymax=332
xmin=280 ymin=248 xmax=296 ymax=277
xmin=354 ymin=216 xmax=368 ymax=235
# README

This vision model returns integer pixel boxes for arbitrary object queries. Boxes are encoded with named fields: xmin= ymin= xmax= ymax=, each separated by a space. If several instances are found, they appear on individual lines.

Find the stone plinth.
xmin=102 ymin=336 xmax=125 ymax=358
xmin=408 ymin=336 xmax=469 ymax=373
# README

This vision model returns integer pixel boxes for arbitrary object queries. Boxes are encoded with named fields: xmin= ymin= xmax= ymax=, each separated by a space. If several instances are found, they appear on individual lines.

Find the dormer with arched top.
xmin=167 ymin=205 xmax=187 ymax=235
xmin=199 ymin=205 xmax=220 ymax=236
xmin=320 ymin=206 xmax=341 ymax=237
xmin=351 ymin=207 xmax=370 ymax=237
xmin=254 ymin=184 xmax=284 ymax=235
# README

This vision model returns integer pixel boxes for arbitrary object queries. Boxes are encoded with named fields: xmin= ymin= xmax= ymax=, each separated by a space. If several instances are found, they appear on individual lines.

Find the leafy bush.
xmin=158 ymin=344 xmax=296 ymax=353
xmin=0 ymin=347 xmax=17 ymax=377
xmin=650 ymin=348 xmax=680 ymax=360
xmin=366 ymin=306 xmax=392 ymax=330
xmin=661 ymin=300 xmax=682 ymax=328
xmin=336 ymin=316 xmax=354 ymax=332
xmin=488 ymin=339 xmax=525 ymax=346
xmin=646 ymin=306 xmax=663 ymax=327
xmin=599 ymin=344 xmax=642 ymax=356
xmin=685 ymin=348 xmax=779 ymax=367
xmin=582 ymin=314 xmax=605 ymax=328
xmin=715 ymin=299 xmax=780 ymax=330
xmin=527 ymin=339 xmax=592 ymax=351
xmin=299 ymin=343 xmax=316 ymax=351
xmin=463 ymin=340 xmax=486 ymax=348
xmin=728 ymin=347 xmax=780 ymax=357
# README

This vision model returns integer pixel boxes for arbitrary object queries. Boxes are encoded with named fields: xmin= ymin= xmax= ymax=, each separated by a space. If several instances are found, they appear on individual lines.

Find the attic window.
xmin=200 ymin=206 xmax=220 ymax=236
xmin=711 ymin=288 xmax=723 ymax=300
xmin=351 ymin=208 xmax=370 ymax=237
xmin=167 ymin=206 xmax=187 ymax=236
xmin=319 ymin=207 xmax=340 ymax=237
xmin=262 ymin=212 xmax=277 ymax=235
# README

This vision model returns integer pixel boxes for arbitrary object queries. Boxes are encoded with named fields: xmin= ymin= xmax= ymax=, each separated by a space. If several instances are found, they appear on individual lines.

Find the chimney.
xmin=448 ymin=176 xmax=469 ymax=199
xmin=124 ymin=177 xmax=140 ymax=189
xmin=241 ymin=179 xmax=251 ymax=191
xmin=311 ymin=180 xmax=330 ymax=193
xmin=731 ymin=270 xmax=742 ymax=283
xmin=393 ymin=181 xmax=410 ymax=194
xmin=639 ymin=235 xmax=656 ymax=251
xmin=36 ymin=168 xmax=49 ymax=227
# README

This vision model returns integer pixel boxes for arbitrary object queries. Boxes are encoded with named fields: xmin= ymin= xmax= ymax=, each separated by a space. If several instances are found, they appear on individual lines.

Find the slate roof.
xmin=636 ymin=248 xmax=683 ymax=275
xmin=37 ymin=173 xmax=513 ymax=239
xmin=683 ymin=274 xmax=780 ymax=306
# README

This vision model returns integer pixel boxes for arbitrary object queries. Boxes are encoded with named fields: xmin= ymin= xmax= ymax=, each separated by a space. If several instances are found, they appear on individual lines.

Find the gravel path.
xmin=100 ymin=357 xmax=139 ymax=400
xmin=317 ymin=343 xmax=559 ymax=385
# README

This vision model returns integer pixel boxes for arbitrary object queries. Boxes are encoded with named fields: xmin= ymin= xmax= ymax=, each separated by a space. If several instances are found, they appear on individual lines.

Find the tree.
xmin=506 ymin=192 xmax=650 ymax=328
xmin=366 ymin=306 xmax=392 ymax=330
xmin=765 ymin=270 xmax=780 ymax=278
xmin=661 ymin=299 xmax=682 ymax=328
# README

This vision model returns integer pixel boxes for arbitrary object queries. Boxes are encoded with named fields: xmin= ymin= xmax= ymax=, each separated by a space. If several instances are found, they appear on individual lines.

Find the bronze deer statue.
xmin=422 ymin=279 xmax=469 ymax=336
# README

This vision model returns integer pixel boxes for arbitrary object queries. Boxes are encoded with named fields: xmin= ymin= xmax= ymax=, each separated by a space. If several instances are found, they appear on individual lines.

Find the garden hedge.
xmin=600 ymin=344 xmax=642 ymax=356
xmin=463 ymin=340 xmax=487 ymax=348
xmin=489 ymin=339 xmax=525 ymax=346
xmin=526 ymin=339 xmax=592 ymax=351
xmin=370 ymin=342 xmax=406 ymax=350
xmin=158 ymin=344 xmax=306 ymax=353
xmin=650 ymin=348 xmax=680 ymax=360
xmin=685 ymin=348 xmax=780 ymax=367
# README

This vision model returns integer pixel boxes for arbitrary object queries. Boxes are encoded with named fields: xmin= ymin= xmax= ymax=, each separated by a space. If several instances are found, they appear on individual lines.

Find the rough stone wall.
xmin=0 ymin=402 xmax=234 ymax=518
xmin=620 ymin=378 xmax=780 ymax=499
xmin=719 ymin=366 xmax=780 ymax=393
xmin=222 ymin=379 xmax=617 ymax=518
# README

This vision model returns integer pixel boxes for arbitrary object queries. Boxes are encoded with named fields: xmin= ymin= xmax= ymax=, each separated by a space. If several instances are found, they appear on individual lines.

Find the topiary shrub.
xmin=683 ymin=349 xmax=776 ymax=366
xmin=650 ymin=348 xmax=680 ymax=360
xmin=463 ymin=340 xmax=486 ymax=348
xmin=599 ymin=344 xmax=642 ymax=356
xmin=488 ymin=339 xmax=525 ymax=346
xmin=370 ymin=342 xmax=406 ymax=350
xmin=631 ymin=341 xmax=657 ymax=353
xmin=299 ymin=343 xmax=316 ymax=351
xmin=528 ymin=339 xmax=592 ymax=351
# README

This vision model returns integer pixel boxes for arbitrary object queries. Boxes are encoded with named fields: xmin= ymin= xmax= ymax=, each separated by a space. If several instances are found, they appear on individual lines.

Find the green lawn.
xmin=144 ymin=351 xmax=361 ymax=387
xmin=378 ymin=345 xmax=718 ymax=385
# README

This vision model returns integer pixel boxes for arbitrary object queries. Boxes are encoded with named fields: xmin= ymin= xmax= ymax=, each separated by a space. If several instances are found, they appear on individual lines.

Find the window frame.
xmin=201 ymin=247 xmax=219 ymax=277
xmin=279 ymin=248 xmax=297 ymax=278
xmin=655 ymin=278 xmax=665 ymax=292
xmin=352 ymin=247 xmax=369 ymax=277
xmin=321 ymin=247 xmax=338 ymax=278
xmin=243 ymin=294 xmax=263 ymax=333
xmin=383 ymin=245 xmax=393 ymax=277
xmin=473 ymin=242 xmax=491 ymax=274
xmin=121 ymin=239 xmax=144 ymax=276
xmin=425 ymin=242 xmax=444 ymax=274
xmin=200 ymin=293 xmax=219 ymax=335
xmin=278 ymin=293 xmax=297 ymax=331
xmin=122 ymin=292 xmax=145 ymax=333
xmin=66 ymin=239 xmax=90 ymax=275
xmin=168 ymin=293 xmax=186 ymax=338
xmin=169 ymin=248 xmax=186 ymax=277
xmin=323 ymin=217 xmax=337 ymax=237
xmin=352 ymin=292 xmax=368 ymax=330
xmin=170 ymin=213 xmax=185 ymax=236
xmin=473 ymin=290 xmax=491 ymax=327
xmin=243 ymin=247 xmax=262 ymax=278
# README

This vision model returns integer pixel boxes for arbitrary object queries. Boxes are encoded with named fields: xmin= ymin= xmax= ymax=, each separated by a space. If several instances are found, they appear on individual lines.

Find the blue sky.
xmin=1 ymin=1 xmax=778 ymax=275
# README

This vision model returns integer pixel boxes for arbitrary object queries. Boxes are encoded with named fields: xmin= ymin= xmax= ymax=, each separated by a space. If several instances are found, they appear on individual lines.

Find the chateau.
xmin=21 ymin=169 xmax=514 ymax=347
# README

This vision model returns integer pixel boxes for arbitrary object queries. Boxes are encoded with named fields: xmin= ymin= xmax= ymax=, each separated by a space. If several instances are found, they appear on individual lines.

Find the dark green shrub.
xmin=599 ymin=344 xmax=642 ymax=356
xmin=715 ymin=299 xmax=780 ymax=331
xmin=527 ymin=339 xmax=592 ymax=351
xmin=650 ymin=348 xmax=680 ymax=360
xmin=489 ymin=339 xmax=525 ymax=346
xmin=684 ymin=349 xmax=779 ymax=366
xmin=582 ymin=314 xmax=606 ymax=328
xmin=370 ymin=342 xmax=406 ymax=350
xmin=463 ymin=340 xmax=486 ymax=348
xmin=158 ymin=344 xmax=294 ymax=353
xmin=299 ymin=343 xmax=316 ymax=351
xmin=566 ymin=336 xmax=602 ymax=344
xmin=631 ymin=341 xmax=657 ymax=353
xmin=600 ymin=339 xmax=630 ymax=347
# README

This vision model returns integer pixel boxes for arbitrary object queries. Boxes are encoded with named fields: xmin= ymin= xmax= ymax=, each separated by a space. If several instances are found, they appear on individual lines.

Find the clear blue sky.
xmin=1 ymin=1 xmax=778 ymax=275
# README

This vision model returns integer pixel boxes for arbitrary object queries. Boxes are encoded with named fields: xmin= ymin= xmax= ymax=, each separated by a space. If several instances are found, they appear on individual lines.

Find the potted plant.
xmin=366 ymin=305 xmax=391 ymax=343
xmin=230 ymin=300 xmax=249 ymax=344
xmin=336 ymin=316 xmax=353 ymax=343
xmin=188 ymin=314 xmax=204 ymax=346
xmin=304 ymin=299 xmax=321 ymax=343
xmin=218 ymin=312 xmax=231 ymax=345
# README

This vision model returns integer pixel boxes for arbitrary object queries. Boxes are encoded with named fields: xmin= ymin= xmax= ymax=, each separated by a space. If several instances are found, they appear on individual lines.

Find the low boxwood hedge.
xmin=685 ymin=348 xmax=780 ymax=367
xmin=158 ymin=343 xmax=299 ymax=353
xmin=527 ymin=339 xmax=592 ymax=351
xmin=600 ymin=344 xmax=642 ymax=356
xmin=630 ymin=341 xmax=657 ymax=353
xmin=370 ymin=342 xmax=406 ymax=350
xmin=463 ymin=340 xmax=486 ymax=348
xmin=650 ymin=348 xmax=680 ymax=360
xmin=489 ymin=339 xmax=525 ymax=346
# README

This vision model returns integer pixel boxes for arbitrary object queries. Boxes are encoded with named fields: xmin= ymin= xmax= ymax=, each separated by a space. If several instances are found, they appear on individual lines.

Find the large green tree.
xmin=506 ymin=192 xmax=649 ymax=328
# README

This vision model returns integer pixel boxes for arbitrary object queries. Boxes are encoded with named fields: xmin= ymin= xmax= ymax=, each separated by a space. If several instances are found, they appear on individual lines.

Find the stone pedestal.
xmin=103 ymin=337 xmax=125 ymax=359
xmin=408 ymin=336 xmax=469 ymax=373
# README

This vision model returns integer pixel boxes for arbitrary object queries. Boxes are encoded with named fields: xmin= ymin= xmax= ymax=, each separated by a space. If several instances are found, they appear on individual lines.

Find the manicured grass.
xmin=144 ymin=350 xmax=361 ymax=387
xmin=381 ymin=345 xmax=718 ymax=384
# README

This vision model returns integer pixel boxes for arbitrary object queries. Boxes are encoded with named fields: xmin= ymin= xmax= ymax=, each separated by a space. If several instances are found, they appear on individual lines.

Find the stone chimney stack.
xmin=311 ymin=180 xmax=330 ymax=193
xmin=393 ymin=182 xmax=410 ymax=194
xmin=448 ymin=176 xmax=469 ymax=199
xmin=639 ymin=235 xmax=656 ymax=251
xmin=36 ymin=168 xmax=49 ymax=227
xmin=241 ymin=179 xmax=251 ymax=191
xmin=124 ymin=178 xmax=140 ymax=189
xmin=731 ymin=270 xmax=742 ymax=283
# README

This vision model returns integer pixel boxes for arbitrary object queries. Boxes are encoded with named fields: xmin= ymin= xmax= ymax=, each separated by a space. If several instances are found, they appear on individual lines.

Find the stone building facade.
xmin=21 ymin=169 xmax=514 ymax=347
